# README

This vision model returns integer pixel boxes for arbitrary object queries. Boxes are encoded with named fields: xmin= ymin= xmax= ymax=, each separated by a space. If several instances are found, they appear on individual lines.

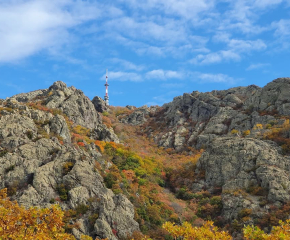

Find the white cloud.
xmin=254 ymin=0 xmax=283 ymax=8
xmin=246 ymin=63 xmax=270 ymax=70
xmin=197 ymin=73 xmax=235 ymax=83
xmin=272 ymin=19 xmax=290 ymax=36
xmin=109 ymin=58 xmax=145 ymax=71
xmin=228 ymin=39 xmax=267 ymax=51
xmin=191 ymin=50 xmax=241 ymax=64
xmin=104 ymin=17 xmax=183 ymax=44
xmin=0 ymin=0 xmax=100 ymax=63
xmin=118 ymin=0 xmax=216 ymax=20
xmin=102 ymin=71 xmax=142 ymax=82
xmin=191 ymin=38 xmax=266 ymax=65
xmin=146 ymin=69 xmax=183 ymax=80
xmin=216 ymin=0 xmax=284 ymax=34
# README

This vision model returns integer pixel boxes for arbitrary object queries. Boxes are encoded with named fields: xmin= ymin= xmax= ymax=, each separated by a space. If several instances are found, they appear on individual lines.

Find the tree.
xmin=243 ymin=219 xmax=290 ymax=239
xmin=162 ymin=221 xmax=232 ymax=240
xmin=0 ymin=188 xmax=91 ymax=240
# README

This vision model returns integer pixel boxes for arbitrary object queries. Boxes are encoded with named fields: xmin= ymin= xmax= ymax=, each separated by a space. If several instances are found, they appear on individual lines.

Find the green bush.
xmin=89 ymin=213 xmax=99 ymax=225
xmin=56 ymin=184 xmax=69 ymax=201
xmin=176 ymin=187 xmax=195 ymax=200
xmin=138 ymin=178 xmax=147 ymax=186
xmin=75 ymin=204 xmax=89 ymax=216
xmin=104 ymin=173 xmax=116 ymax=189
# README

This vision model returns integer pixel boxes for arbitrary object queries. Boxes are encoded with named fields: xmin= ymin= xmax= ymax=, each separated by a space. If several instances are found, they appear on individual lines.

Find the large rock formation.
xmin=194 ymin=137 xmax=290 ymax=221
xmin=12 ymin=81 xmax=119 ymax=143
xmin=119 ymin=78 xmax=290 ymax=229
xmin=136 ymin=79 xmax=290 ymax=151
xmin=0 ymin=82 xmax=137 ymax=239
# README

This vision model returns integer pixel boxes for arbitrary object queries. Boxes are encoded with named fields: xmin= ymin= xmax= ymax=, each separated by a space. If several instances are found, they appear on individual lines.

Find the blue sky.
xmin=1 ymin=0 xmax=290 ymax=107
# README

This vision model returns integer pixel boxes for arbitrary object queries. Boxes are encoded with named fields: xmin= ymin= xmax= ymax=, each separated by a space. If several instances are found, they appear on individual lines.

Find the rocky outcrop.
xmin=245 ymin=78 xmax=290 ymax=115
xmin=92 ymin=96 xmax=108 ymax=113
xmin=121 ymin=105 xmax=157 ymax=126
xmin=90 ymin=124 xmax=119 ymax=143
xmin=12 ymin=81 xmax=118 ymax=143
xmin=195 ymin=137 xmax=290 ymax=221
xmin=45 ymin=81 xmax=102 ymax=129
xmin=0 ymin=82 xmax=137 ymax=239
xmin=143 ymin=79 xmax=290 ymax=151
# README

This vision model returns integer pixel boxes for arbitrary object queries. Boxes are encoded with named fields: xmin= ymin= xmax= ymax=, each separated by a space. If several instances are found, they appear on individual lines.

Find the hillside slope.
xmin=2 ymin=78 xmax=290 ymax=239
xmin=120 ymin=78 xmax=290 ymax=236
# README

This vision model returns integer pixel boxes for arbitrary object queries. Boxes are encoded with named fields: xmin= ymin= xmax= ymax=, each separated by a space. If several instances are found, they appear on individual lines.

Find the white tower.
xmin=104 ymin=69 xmax=109 ymax=105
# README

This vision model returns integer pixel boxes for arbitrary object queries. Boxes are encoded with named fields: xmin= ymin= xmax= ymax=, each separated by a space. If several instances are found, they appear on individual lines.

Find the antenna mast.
xmin=104 ymin=69 xmax=109 ymax=106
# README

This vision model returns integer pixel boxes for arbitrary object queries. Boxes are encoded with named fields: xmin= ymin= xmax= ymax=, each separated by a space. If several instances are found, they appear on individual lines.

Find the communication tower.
xmin=104 ymin=69 xmax=109 ymax=105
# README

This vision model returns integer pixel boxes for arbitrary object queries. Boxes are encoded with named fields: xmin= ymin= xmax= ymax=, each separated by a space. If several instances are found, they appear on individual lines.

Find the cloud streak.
xmin=0 ymin=0 xmax=100 ymax=63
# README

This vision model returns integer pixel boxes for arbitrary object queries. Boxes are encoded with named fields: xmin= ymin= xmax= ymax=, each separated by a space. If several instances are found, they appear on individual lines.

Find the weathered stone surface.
xmin=245 ymin=78 xmax=290 ymax=115
xmin=50 ymin=114 xmax=71 ymax=143
xmin=11 ymin=81 xmax=119 ymax=143
xmin=12 ymin=90 xmax=46 ymax=102
xmin=92 ymin=96 xmax=108 ymax=113
xmin=195 ymin=137 xmax=290 ymax=221
xmin=90 ymin=124 xmax=119 ymax=143
xmin=146 ymin=80 xmax=289 ymax=152
xmin=121 ymin=105 xmax=150 ymax=125
xmin=0 ymin=82 xmax=136 ymax=239
xmin=45 ymin=81 xmax=102 ymax=129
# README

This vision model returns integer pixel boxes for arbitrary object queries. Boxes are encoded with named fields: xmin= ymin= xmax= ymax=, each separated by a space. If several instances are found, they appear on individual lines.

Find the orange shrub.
xmin=77 ymin=142 xmax=85 ymax=147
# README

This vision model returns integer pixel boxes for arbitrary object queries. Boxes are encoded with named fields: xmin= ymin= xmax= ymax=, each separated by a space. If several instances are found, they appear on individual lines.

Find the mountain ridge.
xmin=2 ymin=78 xmax=290 ymax=239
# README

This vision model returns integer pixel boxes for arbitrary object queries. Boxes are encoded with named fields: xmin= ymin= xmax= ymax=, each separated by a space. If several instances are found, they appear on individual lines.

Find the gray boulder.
xmin=92 ymin=96 xmax=108 ymax=113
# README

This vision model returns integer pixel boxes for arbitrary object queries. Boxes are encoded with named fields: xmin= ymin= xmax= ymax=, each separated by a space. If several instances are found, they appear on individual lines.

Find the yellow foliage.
xmin=95 ymin=140 xmax=106 ymax=152
xmin=231 ymin=129 xmax=239 ymax=135
xmin=243 ymin=219 xmax=290 ymax=239
xmin=73 ymin=125 xmax=90 ymax=136
xmin=243 ymin=130 xmax=251 ymax=136
xmin=162 ymin=221 xmax=232 ymax=240
xmin=0 ymin=188 xmax=76 ymax=240
xmin=254 ymin=124 xmax=263 ymax=130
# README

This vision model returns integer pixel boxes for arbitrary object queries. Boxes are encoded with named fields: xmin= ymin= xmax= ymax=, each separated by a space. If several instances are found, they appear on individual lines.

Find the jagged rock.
xmin=12 ymin=90 xmax=46 ymax=102
xmin=194 ymin=137 xmax=290 ymax=222
xmin=0 ymin=113 xmax=37 ymax=150
xmin=121 ymin=105 xmax=150 ymax=125
xmin=174 ymin=126 xmax=187 ymax=151
xmin=92 ymin=96 xmax=108 ymax=113
xmin=126 ymin=105 xmax=136 ymax=110
xmin=197 ymin=137 xmax=290 ymax=202
xmin=149 ymin=81 xmax=286 ymax=151
xmin=45 ymin=82 xmax=102 ymax=129
xmin=245 ymin=78 xmax=290 ymax=115
xmin=90 ymin=124 xmax=119 ymax=143
xmin=0 ymin=82 xmax=137 ymax=239
xmin=50 ymin=114 xmax=71 ymax=143
xmin=222 ymin=193 xmax=263 ymax=222
xmin=11 ymin=81 xmax=119 ymax=143
xmin=158 ymin=132 xmax=173 ymax=148
xmin=94 ymin=218 xmax=118 ymax=240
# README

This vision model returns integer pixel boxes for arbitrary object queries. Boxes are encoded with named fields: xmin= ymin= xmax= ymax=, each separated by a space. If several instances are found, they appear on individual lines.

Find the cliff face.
xmin=121 ymin=78 xmax=290 ymax=231
xmin=0 ymin=82 xmax=138 ymax=239
xmin=122 ymin=78 xmax=290 ymax=152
